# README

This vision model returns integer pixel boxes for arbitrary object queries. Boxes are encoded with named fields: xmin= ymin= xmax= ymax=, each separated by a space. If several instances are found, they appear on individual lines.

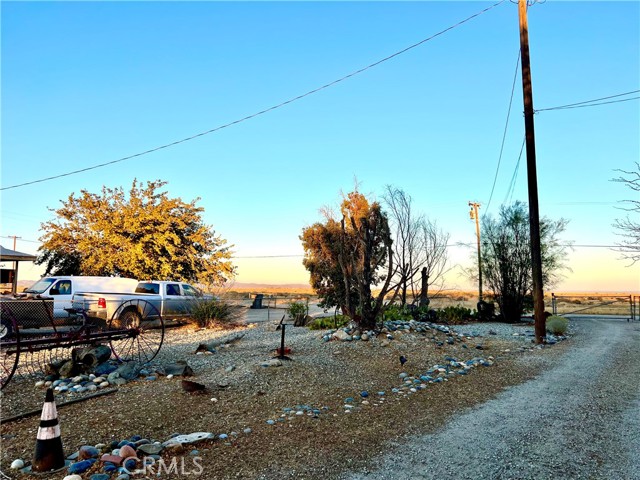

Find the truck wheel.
xmin=118 ymin=308 xmax=142 ymax=329
xmin=1 ymin=317 xmax=15 ymax=339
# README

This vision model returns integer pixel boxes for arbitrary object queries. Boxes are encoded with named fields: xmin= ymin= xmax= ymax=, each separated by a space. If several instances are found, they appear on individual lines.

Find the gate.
xmin=551 ymin=293 xmax=635 ymax=321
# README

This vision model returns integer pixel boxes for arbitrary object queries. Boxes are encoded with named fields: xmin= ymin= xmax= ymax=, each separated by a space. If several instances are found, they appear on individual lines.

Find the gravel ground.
xmin=0 ymin=310 xmax=593 ymax=480
xmin=344 ymin=317 xmax=640 ymax=480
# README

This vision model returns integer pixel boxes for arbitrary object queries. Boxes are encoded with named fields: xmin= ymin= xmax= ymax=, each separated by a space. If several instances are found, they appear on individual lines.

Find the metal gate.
xmin=551 ymin=293 xmax=635 ymax=321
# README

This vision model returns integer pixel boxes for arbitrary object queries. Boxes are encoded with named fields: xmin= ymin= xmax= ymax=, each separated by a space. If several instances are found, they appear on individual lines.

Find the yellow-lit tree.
xmin=301 ymin=190 xmax=393 ymax=330
xmin=37 ymin=179 xmax=235 ymax=286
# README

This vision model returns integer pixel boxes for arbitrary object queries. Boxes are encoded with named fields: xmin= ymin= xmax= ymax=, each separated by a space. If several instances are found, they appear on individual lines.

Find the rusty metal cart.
xmin=0 ymin=296 xmax=164 ymax=389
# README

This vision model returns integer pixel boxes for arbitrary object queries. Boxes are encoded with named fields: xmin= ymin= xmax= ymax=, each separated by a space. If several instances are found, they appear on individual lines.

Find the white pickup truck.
xmin=71 ymin=280 xmax=212 ymax=325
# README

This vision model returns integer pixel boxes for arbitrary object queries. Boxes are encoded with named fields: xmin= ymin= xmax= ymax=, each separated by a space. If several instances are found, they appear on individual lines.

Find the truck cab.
xmin=24 ymin=276 xmax=138 ymax=319
xmin=135 ymin=281 xmax=205 ymax=318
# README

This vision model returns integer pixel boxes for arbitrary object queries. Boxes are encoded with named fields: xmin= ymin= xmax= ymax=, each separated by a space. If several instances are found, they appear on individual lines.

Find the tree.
xmin=417 ymin=217 xmax=450 ymax=300
xmin=479 ymin=201 xmax=569 ymax=323
xmin=382 ymin=186 xmax=451 ymax=306
xmin=37 ymin=179 xmax=235 ymax=286
xmin=612 ymin=162 xmax=640 ymax=264
xmin=383 ymin=186 xmax=422 ymax=307
xmin=301 ymin=190 xmax=393 ymax=330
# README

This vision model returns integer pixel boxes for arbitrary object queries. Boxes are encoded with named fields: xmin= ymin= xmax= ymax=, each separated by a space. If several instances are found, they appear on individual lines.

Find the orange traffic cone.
xmin=32 ymin=388 xmax=66 ymax=473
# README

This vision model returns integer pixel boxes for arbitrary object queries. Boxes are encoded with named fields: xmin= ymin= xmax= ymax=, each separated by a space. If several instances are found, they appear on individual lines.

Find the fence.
xmin=551 ymin=293 xmax=635 ymax=321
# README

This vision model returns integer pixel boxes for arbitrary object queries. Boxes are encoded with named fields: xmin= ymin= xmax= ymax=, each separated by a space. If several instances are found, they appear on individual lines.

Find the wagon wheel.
xmin=1 ymin=316 xmax=21 ymax=390
xmin=108 ymin=299 xmax=164 ymax=363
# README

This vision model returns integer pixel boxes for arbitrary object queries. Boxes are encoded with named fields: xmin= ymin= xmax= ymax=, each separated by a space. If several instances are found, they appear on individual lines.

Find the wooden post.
xmin=519 ymin=0 xmax=546 ymax=343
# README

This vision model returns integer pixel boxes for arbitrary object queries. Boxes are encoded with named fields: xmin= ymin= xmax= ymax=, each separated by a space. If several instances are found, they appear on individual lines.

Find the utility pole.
xmin=519 ymin=0 xmax=546 ymax=344
xmin=468 ymin=202 xmax=482 ymax=303
xmin=8 ymin=236 xmax=22 ymax=294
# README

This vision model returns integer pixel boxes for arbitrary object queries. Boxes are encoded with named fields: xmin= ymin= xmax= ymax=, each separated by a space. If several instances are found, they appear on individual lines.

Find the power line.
xmin=1 ymin=0 xmax=507 ymax=192
xmin=535 ymin=90 xmax=640 ymax=112
xmin=486 ymin=49 xmax=521 ymax=214
xmin=0 ymin=236 xmax=41 ymax=244
xmin=486 ymin=88 xmax=638 ymax=212
xmin=233 ymin=255 xmax=302 ymax=259
xmin=503 ymin=135 xmax=526 ymax=206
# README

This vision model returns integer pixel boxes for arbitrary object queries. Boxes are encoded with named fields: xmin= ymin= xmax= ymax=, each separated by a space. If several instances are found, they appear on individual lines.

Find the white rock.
xmin=10 ymin=459 xmax=24 ymax=469
xmin=259 ymin=359 xmax=282 ymax=368
xmin=162 ymin=432 xmax=215 ymax=447
xmin=99 ymin=381 xmax=110 ymax=388
xmin=93 ymin=377 xmax=105 ymax=384
xmin=63 ymin=475 xmax=83 ymax=480
xmin=35 ymin=380 xmax=45 ymax=387
xmin=332 ymin=330 xmax=352 ymax=342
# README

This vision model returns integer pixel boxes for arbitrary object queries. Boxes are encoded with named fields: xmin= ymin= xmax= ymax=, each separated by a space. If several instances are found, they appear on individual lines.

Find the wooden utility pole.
xmin=468 ymin=202 xmax=483 ymax=303
xmin=518 ymin=0 xmax=546 ymax=344
xmin=10 ymin=235 xmax=21 ymax=294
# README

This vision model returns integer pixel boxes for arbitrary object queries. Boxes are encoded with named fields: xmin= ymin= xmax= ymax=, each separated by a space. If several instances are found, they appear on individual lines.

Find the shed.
xmin=0 ymin=246 xmax=37 ymax=294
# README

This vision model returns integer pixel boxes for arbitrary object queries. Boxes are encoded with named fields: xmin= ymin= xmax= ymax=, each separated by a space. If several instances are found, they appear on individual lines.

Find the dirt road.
xmin=346 ymin=317 xmax=640 ymax=480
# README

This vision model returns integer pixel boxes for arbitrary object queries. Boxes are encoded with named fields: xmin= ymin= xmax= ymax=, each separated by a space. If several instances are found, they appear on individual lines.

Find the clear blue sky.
xmin=1 ymin=1 xmax=639 ymax=292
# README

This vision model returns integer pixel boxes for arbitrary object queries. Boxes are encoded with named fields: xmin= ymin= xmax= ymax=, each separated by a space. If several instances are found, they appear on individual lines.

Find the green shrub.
xmin=435 ymin=305 xmax=476 ymax=324
xmin=384 ymin=304 xmax=413 ymax=321
xmin=546 ymin=315 xmax=568 ymax=335
xmin=286 ymin=301 xmax=308 ymax=321
xmin=308 ymin=315 xmax=350 ymax=330
xmin=191 ymin=298 xmax=241 ymax=328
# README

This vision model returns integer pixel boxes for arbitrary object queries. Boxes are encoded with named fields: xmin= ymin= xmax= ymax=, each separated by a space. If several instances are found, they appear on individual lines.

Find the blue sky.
xmin=1 ymin=1 xmax=639 ymax=292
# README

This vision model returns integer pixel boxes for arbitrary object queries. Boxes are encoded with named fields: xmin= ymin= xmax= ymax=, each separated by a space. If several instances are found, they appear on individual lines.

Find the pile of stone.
xmin=57 ymin=432 xmax=216 ymax=479
xmin=35 ymin=360 xmax=195 ymax=394
xmin=321 ymin=319 xmax=478 ymax=345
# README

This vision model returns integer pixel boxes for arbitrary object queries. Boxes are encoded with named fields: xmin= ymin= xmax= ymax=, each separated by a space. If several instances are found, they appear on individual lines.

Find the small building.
xmin=0 ymin=245 xmax=37 ymax=294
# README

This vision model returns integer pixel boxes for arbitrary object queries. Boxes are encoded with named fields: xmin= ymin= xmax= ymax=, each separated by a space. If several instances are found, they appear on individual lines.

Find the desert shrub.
xmin=308 ymin=315 xmax=350 ymax=330
xmin=546 ymin=315 xmax=568 ymax=335
xmin=384 ymin=304 xmax=413 ymax=321
xmin=286 ymin=301 xmax=308 ymax=321
xmin=435 ymin=305 xmax=476 ymax=324
xmin=191 ymin=298 xmax=241 ymax=328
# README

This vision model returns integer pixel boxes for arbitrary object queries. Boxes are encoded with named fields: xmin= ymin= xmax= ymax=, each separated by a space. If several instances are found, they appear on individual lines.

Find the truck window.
xmin=166 ymin=284 xmax=181 ymax=296
xmin=136 ymin=282 xmax=160 ymax=294
xmin=51 ymin=280 xmax=72 ymax=295
xmin=182 ymin=284 xmax=200 ymax=297
xmin=24 ymin=278 xmax=56 ymax=294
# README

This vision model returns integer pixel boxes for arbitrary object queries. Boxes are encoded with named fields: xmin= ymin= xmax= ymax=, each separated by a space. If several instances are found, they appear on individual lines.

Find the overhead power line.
xmin=486 ymin=88 xmax=639 ymax=213
xmin=1 ymin=0 xmax=507 ymax=192
xmin=486 ymin=49 xmax=521 ymax=214
xmin=535 ymin=90 xmax=640 ymax=112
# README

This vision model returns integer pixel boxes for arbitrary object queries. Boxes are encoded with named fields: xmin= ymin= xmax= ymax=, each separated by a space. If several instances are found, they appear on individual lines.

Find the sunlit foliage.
xmin=37 ymin=179 xmax=235 ymax=285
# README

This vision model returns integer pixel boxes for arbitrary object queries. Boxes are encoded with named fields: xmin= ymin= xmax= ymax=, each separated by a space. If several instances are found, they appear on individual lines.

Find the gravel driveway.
xmin=345 ymin=317 xmax=640 ymax=480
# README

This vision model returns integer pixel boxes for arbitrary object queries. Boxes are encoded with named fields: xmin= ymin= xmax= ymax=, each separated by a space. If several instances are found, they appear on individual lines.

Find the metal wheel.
xmin=1 ymin=317 xmax=21 ymax=389
xmin=108 ymin=299 xmax=164 ymax=363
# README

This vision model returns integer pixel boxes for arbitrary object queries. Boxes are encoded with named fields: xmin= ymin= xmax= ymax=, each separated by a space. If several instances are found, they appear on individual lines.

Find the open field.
xmin=225 ymin=288 xmax=639 ymax=319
